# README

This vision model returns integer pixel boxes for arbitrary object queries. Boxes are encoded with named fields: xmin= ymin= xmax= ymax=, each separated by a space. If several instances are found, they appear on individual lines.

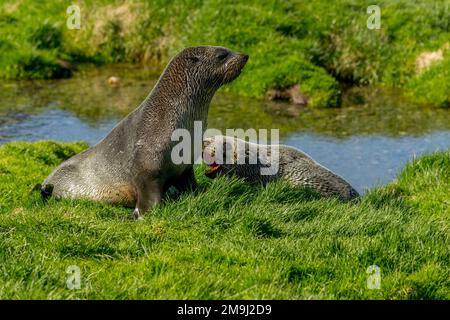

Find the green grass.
xmin=406 ymin=52 xmax=450 ymax=108
xmin=0 ymin=0 xmax=449 ymax=107
xmin=0 ymin=141 xmax=449 ymax=299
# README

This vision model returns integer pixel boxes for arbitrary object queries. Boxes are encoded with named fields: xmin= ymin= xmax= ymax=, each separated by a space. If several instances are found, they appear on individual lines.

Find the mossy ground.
xmin=0 ymin=141 xmax=449 ymax=299
xmin=0 ymin=0 xmax=448 ymax=107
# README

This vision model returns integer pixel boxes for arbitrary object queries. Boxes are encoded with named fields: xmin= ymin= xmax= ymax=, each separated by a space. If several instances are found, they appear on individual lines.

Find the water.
xmin=284 ymin=132 xmax=450 ymax=193
xmin=1 ymin=65 xmax=449 ymax=194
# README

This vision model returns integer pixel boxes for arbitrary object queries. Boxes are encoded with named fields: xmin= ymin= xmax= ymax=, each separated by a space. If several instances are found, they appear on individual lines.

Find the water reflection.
xmin=284 ymin=131 xmax=450 ymax=193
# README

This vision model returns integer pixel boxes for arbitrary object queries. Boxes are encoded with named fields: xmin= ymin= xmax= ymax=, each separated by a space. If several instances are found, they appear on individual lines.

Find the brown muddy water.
xmin=1 ymin=65 xmax=449 ymax=194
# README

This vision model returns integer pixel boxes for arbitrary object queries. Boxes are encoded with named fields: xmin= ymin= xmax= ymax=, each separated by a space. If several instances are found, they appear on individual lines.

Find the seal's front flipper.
xmin=173 ymin=167 xmax=198 ymax=193
xmin=132 ymin=208 xmax=144 ymax=220
xmin=132 ymin=179 xmax=162 ymax=220
xmin=41 ymin=184 xmax=54 ymax=200
xmin=32 ymin=183 xmax=42 ymax=192
xmin=32 ymin=183 xmax=54 ymax=200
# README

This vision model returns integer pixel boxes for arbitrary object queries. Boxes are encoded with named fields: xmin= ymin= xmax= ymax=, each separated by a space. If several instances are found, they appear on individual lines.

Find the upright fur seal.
xmin=40 ymin=46 xmax=249 ymax=219
xmin=203 ymin=135 xmax=359 ymax=201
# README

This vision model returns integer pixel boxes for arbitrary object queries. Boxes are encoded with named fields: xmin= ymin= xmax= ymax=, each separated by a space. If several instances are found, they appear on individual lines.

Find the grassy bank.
xmin=0 ymin=141 xmax=449 ymax=299
xmin=0 ymin=0 xmax=449 ymax=107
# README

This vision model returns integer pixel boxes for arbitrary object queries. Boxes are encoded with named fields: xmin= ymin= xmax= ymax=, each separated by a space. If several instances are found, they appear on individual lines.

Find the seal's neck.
xmin=142 ymin=67 xmax=217 ymax=128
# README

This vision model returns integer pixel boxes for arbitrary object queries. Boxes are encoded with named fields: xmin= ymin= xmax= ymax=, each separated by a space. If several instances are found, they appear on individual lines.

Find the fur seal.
xmin=203 ymin=135 xmax=359 ymax=201
xmin=40 ymin=46 xmax=248 ymax=219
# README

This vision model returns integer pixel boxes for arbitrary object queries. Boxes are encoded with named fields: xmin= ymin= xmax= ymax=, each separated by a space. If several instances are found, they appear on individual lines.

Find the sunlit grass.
xmin=0 ymin=141 xmax=449 ymax=299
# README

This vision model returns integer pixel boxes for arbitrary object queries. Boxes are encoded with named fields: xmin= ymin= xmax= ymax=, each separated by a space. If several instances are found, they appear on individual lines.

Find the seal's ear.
xmin=216 ymin=48 xmax=230 ymax=61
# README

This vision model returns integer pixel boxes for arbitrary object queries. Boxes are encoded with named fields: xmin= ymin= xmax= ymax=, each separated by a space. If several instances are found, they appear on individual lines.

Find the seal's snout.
xmin=221 ymin=51 xmax=248 ymax=84
xmin=236 ymin=52 xmax=249 ymax=70
xmin=240 ymin=53 xmax=249 ymax=62
xmin=233 ymin=52 xmax=249 ymax=65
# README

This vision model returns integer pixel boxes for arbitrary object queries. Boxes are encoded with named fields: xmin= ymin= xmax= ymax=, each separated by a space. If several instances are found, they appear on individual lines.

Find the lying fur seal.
xmin=203 ymin=135 xmax=359 ymax=201
xmin=40 ymin=46 xmax=249 ymax=219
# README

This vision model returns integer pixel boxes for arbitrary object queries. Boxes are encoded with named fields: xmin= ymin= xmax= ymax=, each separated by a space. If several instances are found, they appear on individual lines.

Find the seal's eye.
xmin=189 ymin=56 xmax=200 ymax=63
xmin=217 ymin=51 xmax=229 ymax=61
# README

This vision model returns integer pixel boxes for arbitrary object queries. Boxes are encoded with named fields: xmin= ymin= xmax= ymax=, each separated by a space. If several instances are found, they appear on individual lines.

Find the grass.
xmin=0 ymin=0 xmax=449 ymax=107
xmin=406 ymin=52 xmax=450 ymax=108
xmin=0 ymin=141 xmax=449 ymax=299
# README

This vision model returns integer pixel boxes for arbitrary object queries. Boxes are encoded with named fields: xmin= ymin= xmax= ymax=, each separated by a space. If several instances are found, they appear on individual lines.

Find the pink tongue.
xmin=207 ymin=162 xmax=220 ymax=174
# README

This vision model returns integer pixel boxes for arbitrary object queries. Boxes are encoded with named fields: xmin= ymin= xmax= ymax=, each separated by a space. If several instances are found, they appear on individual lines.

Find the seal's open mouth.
xmin=205 ymin=162 xmax=222 ymax=178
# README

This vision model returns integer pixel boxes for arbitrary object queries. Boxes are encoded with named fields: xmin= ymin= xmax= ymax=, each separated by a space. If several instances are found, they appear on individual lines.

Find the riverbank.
xmin=0 ymin=141 xmax=448 ymax=299
xmin=0 ymin=1 xmax=448 ymax=107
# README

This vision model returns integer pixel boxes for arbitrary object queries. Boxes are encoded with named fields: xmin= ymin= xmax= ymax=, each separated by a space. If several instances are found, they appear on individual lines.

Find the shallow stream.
xmin=1 ymin=65 xmax=449 ymax=193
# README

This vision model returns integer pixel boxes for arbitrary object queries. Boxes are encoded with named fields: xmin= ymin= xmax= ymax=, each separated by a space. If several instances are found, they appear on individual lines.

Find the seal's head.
xmin=203 ymin=135 xmax=238 ymax=178
xmin=203 ymin=135 xmax=265 ymax=179
xmin=203 ymin=136 xmax=237 ymax=178
xmin=166 ymin=46 xmax=249 ymax=92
